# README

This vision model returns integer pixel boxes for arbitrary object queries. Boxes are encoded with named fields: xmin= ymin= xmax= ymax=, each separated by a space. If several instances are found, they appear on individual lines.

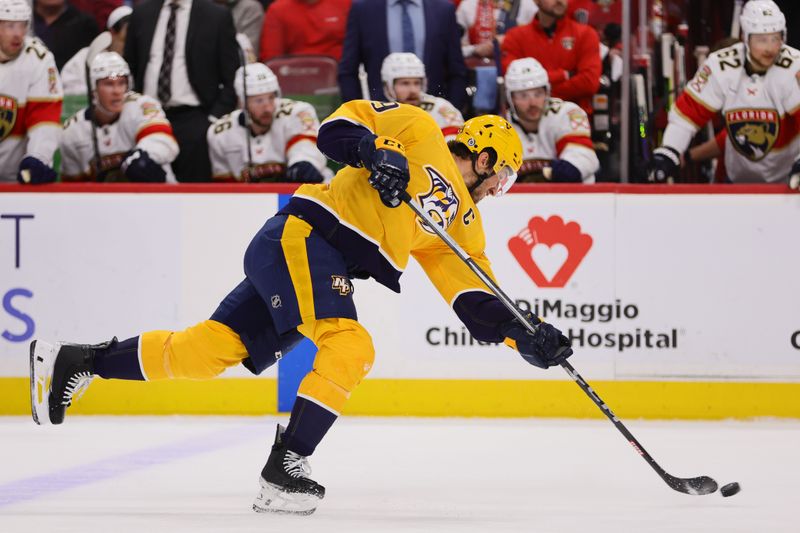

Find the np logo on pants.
xmin=331 ymin=275 xmax=353 ymax=296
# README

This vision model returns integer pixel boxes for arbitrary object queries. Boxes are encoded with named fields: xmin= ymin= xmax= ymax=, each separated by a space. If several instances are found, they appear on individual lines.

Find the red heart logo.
xmin=508 ymin=215 xmax=592 ymax=288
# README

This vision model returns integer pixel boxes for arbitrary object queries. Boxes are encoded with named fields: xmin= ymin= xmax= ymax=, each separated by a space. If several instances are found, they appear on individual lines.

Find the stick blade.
xmin=86 ymin=31 xmax=112 ymax=67
xmin=665 ymin=474 xmax=718 ymax=495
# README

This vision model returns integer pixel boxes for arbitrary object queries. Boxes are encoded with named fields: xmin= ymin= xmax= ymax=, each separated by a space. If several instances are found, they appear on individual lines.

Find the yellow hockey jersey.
xmin=280 ymin=100 xmax=499 ymax=317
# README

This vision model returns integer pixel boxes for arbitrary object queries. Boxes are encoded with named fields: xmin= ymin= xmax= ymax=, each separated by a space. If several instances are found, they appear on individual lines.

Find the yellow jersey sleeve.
xmin=288 ymin=101 xmax=468 ymax=292
xmin=322 ymin=100 xmax=438 ymax=150
xmin=412 ymin=243 xmax=514 ymax=343
xmin=411 ymin=243 xmax=497 ymax=306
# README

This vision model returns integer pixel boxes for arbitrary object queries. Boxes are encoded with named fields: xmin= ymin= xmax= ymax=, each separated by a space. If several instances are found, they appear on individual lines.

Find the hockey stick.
xmin=673 ymin=43 xmax=686 ymax=94
xmin=236 ymin=47 xmax=254 ymax=182
xmin=399 ymin=191 xmax=719 ymax=496
xmin=674 ymin=24 xmax=688 ymax=93
xmin=85 ymin=31 xmax=112 ymax=182
xmin=633 ymin=74 xmax=651 ymax=167
xmin=731 ymin=0 xmax=743 ymax=39
xmin=660 ymin=33 xmax=675 ymax=111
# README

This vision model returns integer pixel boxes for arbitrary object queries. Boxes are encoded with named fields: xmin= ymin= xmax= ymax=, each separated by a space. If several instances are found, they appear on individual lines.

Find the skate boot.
xmin=29 ymin=338 xmax=114 ymax=425
xmin=253 ymin=424 xmax=325 ymax=515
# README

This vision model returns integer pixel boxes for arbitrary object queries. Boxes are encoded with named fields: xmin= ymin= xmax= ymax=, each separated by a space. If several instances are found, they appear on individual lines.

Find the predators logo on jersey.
xmin=0 ymin=95 xmax=18 ymax=141
xmin=417 ymin=166 xmax=459 ymax=234
xmin=726 ymin=108 xmax=779 ymax=161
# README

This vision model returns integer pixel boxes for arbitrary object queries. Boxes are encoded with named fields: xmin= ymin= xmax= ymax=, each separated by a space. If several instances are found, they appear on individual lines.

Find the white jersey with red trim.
xmin=0 ymin=37 xmax=63 ymax=182
xmin=418 ymin=93 xmax=464 ymax=141
xmin=663 ymin=42 xmax=800 ymax=183
xmin=207 ymin=98 xmax=330 ymax=182
xmin=60 ymin=92 xmax=178 ymax=182
xmin=507 ymin=97 xmax=598 ymax=183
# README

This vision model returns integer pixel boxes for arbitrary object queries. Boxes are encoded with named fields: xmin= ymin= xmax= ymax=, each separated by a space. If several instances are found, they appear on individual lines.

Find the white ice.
xmin=0 ymin=416 xmax=797 ymax=532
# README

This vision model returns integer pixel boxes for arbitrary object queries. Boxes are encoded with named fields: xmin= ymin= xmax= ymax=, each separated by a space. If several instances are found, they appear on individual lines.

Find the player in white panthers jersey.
xmin=207 ymin=63 xmax=330 ymax=183
xmin=381 ymin=53 xmax=464 ymax=141
xmin=652 ymin=0 xmax=800 ymax=187
xmin=60 ymin=52 xmax=178 ymax=182
xmin=504 ymin=57 xmax=598 ymax=183
xmin=0 ymin=0 xmax=61 ymax=184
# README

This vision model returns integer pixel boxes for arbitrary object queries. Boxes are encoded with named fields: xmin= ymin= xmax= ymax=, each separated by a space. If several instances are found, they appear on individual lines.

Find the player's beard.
xmin=539 ymin=0 xmax=567 ymax=19
xmin=758 ymin=52 xmax=780 ymax=70
xmin=250 ymin=112 xmax=273 ymax=133
xmin=399 ymin=93 xmax=422 ymax=106
xmin=520 ymin=104 xmax=543 ymax=123
xmin=0 ymin=41 xmax=23 ymax=62
xmin=747 ymin=51 xmax=779 ymax=72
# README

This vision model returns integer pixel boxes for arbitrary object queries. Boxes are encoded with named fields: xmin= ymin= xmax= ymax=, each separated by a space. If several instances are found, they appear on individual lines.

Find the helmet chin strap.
xmin=0 ymin=48 xmax=15 ymax=62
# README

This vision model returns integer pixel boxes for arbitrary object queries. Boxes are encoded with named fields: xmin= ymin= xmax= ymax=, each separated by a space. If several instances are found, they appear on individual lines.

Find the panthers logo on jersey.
xmin=726 ymin=108 xmax=779 ymax=161
xmin=417 ymin=165 xmax=460 ymax=234
xmin=0 ymin=95 xmax=18 ymax=141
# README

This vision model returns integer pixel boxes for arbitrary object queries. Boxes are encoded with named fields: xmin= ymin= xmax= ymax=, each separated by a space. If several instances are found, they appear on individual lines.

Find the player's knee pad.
xmin=295 ymin=318 xmax=374 ymax=414
xmin=140 ymin=320 xmax=248 ymax=380
xmin=310 ymin=318 xmax=375 ymax=392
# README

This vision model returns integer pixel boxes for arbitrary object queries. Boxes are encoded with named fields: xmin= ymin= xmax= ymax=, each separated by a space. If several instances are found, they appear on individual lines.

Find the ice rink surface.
xmin=0 ymin=415 xmax=796 ymax=533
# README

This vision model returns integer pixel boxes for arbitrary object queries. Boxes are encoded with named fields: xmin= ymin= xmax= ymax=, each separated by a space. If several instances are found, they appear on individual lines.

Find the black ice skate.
xmin=29 ymin=339 xmax=113 ymax=425
xmin=253 ymin=424 xmax=325 ymax=515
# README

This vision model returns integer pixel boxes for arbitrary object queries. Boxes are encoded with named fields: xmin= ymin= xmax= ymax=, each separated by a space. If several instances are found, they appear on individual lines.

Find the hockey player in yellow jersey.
xmin=28 ymin=100 xmax=573 ymax=515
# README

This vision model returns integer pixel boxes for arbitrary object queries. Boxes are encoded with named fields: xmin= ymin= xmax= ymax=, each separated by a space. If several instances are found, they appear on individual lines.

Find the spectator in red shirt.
xmin=69 ymin=0 xmax=123 ymax=31
xmin=565 ymin=0 xmax=591 ymax=24
xmin=501 ymin=0 xmax=600 ymax=115
xmin=259 ymin=0 xmax=352 ymax=61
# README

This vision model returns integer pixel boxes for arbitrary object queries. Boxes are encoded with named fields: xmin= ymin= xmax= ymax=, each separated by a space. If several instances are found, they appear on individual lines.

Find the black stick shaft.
xmin=236 ymin=47 xmax=253 ymax=181
xmin=559 ymin=359 xmax=673 ymax=484
xmin=85 ymin=64 xmax=103 ymax=181
xmin=401 ymin=192 xmax=676 ymax=488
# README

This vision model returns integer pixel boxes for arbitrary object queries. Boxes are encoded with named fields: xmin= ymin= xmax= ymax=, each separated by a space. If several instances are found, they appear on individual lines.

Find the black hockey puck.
xmin=720 ymin=482 xmax=741 ymax=497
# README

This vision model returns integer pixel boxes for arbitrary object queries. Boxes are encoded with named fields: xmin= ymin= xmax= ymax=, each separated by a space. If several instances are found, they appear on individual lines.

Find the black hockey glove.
xmin=17 ymin=156 xmax=57 ymax=185
xmin=121 ymin=148 xmax=167 ymax=183
xmin=648 ymin=146 xmax=680 ymax=184
xmin=285 ymin=161 xmax=325 ymax=183
xmin=547 ymin=158 xmax=582 ymax=182
xmin=358 ymin=134 xmax=410 ymax=208
xmin=500 ymin=313 xmax=573 ymax=370
xmin=789 ymin=158 xmax=800 ymax=191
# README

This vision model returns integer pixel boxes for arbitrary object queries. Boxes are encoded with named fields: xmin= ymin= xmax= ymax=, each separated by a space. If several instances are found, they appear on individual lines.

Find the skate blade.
xmin=252 ymin=479 xmax=320 ymax=516
xmin=29 ymin=340 xmax=58 ymax=426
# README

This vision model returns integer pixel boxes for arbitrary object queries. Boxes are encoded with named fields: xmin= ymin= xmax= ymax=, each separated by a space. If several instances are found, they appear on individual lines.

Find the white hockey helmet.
xmin=234 ymin=63 xmax=281 ymax=103
xmin=504 ymin=58 xmax=550 ymax=118
xmin=740 ymin=0 xmax=786 ymax=42
xmin=381 ymin=52 xmax=427 ymax=101
xmin=0 ymin=0 xmax=31 ymax=22
xmin=90 ymin=51 xmax=131 ymax=88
